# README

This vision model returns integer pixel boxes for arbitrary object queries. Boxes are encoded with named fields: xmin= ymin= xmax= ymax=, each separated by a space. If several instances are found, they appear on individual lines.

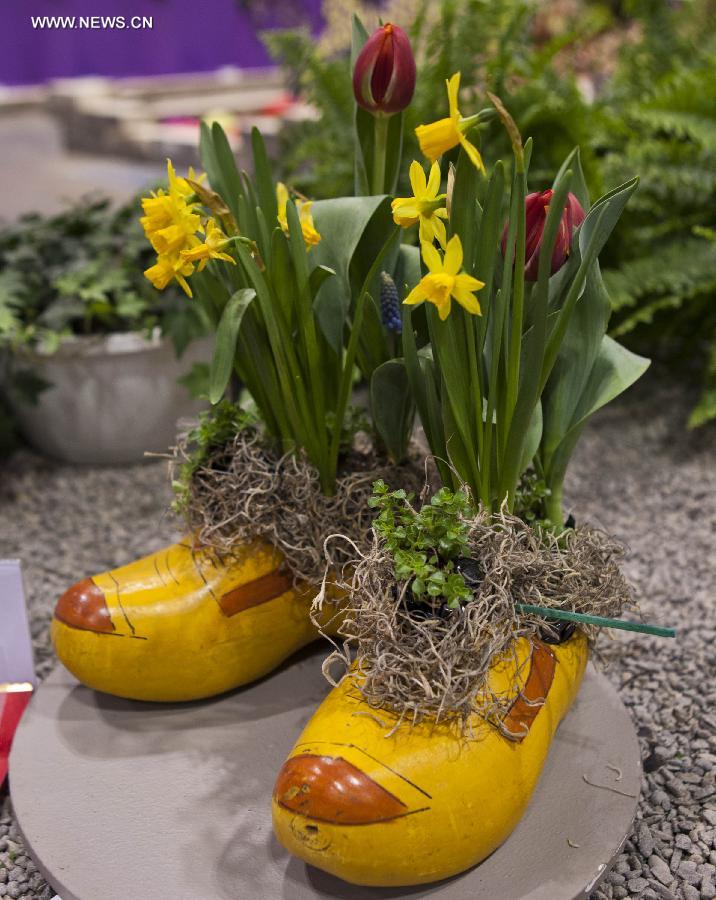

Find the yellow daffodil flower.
xmin=140 ymin=160 xmax=205 ymax=253
xmin=141 ymin=161 xmax=234 ymax=297
xmin=140 ymin=192 xmax=199 ymax=248
xmin=140 ymin=159 xmax=201 ymax=255
xmin=392 ymin=161 xmax=449 ymax=249
xmin=180 ymin=218 xmax=236 ymax=270
xmin=276 ymin=182 xmax=321 ymax=249
xmin=144 ymin=254 xmax=195 ymax=298
xmin=149 ymin=223 xmax=201 ymax=257
xmin=415 ymin=73 xmax=486 ymax=174
xmin=403 ymin=235 xmax=484 ymax=321
xmin=167 ymin=159 xmax=205 ymax=198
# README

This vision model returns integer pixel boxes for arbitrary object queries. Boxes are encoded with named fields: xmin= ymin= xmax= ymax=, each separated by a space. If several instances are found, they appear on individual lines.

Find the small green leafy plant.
xmin=369 ymin=480 xmax=473 ymax=608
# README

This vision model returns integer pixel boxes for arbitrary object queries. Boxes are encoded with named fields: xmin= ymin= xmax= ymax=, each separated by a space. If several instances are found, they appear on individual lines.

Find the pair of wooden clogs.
xmin=52 ymin=538 xmax=588 ymax=887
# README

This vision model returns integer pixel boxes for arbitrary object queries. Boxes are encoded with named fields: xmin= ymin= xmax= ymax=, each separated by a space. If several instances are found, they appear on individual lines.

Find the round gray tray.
xmin=10 ymin=647 xmax=640 ymax=900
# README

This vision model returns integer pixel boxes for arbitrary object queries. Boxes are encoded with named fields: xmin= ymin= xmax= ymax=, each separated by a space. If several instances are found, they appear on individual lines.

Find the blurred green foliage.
xmin=265 ymin=0 xmax=604 ymax=197
xmin=266 ymin=0 xmax=716 ymax=426
xmin=598 ymin=0 xmax=716 ymax=427
xmin=0 ymin=195 xmax=210 ymax=455
xmin=0 ymin=196 xmax=208 ymax=354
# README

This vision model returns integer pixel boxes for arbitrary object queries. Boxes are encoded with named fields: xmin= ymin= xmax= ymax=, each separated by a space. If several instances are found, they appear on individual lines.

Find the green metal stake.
xmin=515 ymin=603 xmax=676 ymax=639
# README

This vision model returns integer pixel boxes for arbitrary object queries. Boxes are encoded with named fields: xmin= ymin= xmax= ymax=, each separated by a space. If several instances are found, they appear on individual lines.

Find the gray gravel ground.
xmin=0 ymin=367 xmax=714 ymax=900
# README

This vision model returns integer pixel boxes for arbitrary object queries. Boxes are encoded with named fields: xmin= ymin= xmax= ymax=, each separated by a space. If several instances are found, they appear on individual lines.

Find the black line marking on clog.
xmin=107 ymin=570 xmax=136 ymax=635
xmin=294 ymin=741 xmax=433 ymax=800
xmin=153 ymin=557 xmax=167 ymax=587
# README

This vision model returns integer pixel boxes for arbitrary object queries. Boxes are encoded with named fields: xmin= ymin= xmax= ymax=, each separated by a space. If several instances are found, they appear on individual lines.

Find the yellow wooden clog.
xmin=52 ymin=538 xmax=337 ymax=702
xmin=272 ymin=631 xmax=588 ymax=886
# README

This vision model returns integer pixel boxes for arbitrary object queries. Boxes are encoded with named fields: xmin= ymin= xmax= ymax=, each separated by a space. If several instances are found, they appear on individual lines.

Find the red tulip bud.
xmin=502 ymin=190 xmax=586 ymax=282
xmin=352 ymin=23 xmax=416 ymax=116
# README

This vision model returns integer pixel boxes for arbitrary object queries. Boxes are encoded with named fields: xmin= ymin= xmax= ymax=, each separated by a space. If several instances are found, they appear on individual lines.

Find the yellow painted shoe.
xmin=52 ymin=538 xmax=337 ymax=702
xmin=272 ymin=631 xmax=589 ymax=887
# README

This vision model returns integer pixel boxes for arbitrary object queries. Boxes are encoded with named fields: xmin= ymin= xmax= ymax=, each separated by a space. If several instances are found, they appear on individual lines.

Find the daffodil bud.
xmin=446 ymin=163 xmax=455 ymax=220
xmin=502 ymin=190 xmax=586 ymax=281
xmin=352 ymin=23 xmax=416 ymax=116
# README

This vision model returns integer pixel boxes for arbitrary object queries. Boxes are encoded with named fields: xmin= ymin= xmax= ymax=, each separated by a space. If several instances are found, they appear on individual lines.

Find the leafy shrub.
xmin=0 ymin=196 xmax=208 ymax=355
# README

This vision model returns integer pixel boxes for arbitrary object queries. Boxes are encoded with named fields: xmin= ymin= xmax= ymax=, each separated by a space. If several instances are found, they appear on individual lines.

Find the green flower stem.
xmin=515 ymin=603 xmax=676 ymax=639
xmin=495 ymin=169 xmax=520 ymax=485
xmin=543 ymin=482 xmax=564 ymax=527
xmin=326 ymin=290 xmax=367 ymax=494
xmin=466 ymin=315 xmax=487 ymax=506
xmin=372 ymin=114 xmax=390 ymax=195
xmin=505 ymin=167 xmax=527 ymax=455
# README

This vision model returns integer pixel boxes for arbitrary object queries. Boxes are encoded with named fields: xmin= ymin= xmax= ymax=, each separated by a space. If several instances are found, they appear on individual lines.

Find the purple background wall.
xmin=0 ymin=0 xmax=323 ymax=86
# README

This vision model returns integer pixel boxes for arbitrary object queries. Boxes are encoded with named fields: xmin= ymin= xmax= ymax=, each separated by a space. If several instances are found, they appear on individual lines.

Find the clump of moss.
xmin=171 ymin=401 xmax=255 ymax=514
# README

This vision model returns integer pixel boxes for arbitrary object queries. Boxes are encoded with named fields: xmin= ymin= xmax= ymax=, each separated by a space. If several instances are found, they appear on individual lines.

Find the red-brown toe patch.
xmin=54 ymin=578 xmax=115 ymax=634
xmin=274 ymin=754 xmax=408 ymax=825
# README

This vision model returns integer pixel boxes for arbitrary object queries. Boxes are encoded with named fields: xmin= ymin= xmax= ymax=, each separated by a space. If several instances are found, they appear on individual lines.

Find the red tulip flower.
xmin=502 ymin=190 xmax=586 ymax=281
xmin=353 ymin=23 xmax=416 ymax=116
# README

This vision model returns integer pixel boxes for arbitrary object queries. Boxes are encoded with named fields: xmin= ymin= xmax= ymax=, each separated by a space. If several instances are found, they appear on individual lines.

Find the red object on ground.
xmin=0 ymin=689 xmax=33 ymax=785
xmin=261 ymin=93 xmax=296 ymax=116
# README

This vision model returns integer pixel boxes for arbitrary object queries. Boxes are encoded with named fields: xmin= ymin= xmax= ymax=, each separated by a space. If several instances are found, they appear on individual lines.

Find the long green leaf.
xmin=328 ymin=228 xmax=403 ymax=479
xmin=540 ymin=262 xmax=611 ymax=464
xmin=235 ymin=243 xmax=318 ymax=460
xmin=251 ymin=127 xmax=277 ymax=223
xmin=554 ymin=147 xmax=591 ymax=212
xmin=351 ymin=14 xmax=371 ymax=196
xmin=210 ymin=123 xmax=244 ymax=222
xmin=542 ymin=334 xmax=650 ymax=492
xmin=286 ymin=197 xmax=326 ymax=444
xmin=209 ymin=289 xmax=256 ymax=403
xmin=500 ymin=166 xmax=573 ymax=502
xmin=311 ymin=195 xmax=392 ymax=351
xmin=371 ymin=359 xmax=415 ymax=463
xmin=540 ymin=178 xmax=639 ymax=388
xmin=450 ymin=149 xmax=480 ymax=273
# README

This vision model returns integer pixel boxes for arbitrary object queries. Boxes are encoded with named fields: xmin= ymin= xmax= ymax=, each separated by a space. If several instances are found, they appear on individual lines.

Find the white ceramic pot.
xmin=8 ymin=330 xmax=212 ymax=465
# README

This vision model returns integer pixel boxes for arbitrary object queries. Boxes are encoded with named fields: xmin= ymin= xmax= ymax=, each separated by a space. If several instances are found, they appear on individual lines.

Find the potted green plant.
xmin=271 ymin=22 xmax=673 ymax=887
xmin=0 ymin=196 xmax=211 ymax=464
xmin=48 ymin=16 xmax=676 ymax=890
xmin=50 ymin=121 xmax=426 ymax=702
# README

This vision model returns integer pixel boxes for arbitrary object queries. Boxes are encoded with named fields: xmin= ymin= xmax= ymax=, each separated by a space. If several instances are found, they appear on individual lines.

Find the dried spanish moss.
xmin=171 ymin=428 xmax=424 ymax=585
xmin=316 ymin=504 xmax=634 ymax=731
